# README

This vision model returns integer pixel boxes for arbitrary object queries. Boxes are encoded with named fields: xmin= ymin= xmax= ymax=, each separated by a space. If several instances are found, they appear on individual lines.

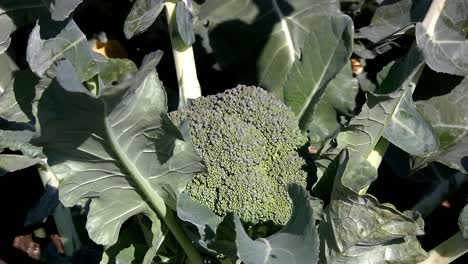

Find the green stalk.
xmin=362 ymin=0 xmax=446 ymax=174
xmin=103 ymin=102 xmax=203 ymax=264
xmin=418 ymin=232 xmax=468 ymax=264
xmin=165 ymin=0 xmax=202 ymax=108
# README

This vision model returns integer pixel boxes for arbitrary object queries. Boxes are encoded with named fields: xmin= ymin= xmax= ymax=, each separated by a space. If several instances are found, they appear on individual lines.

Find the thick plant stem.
xmin=419 ymin=232 xmax=468 ymax=264
xmin=161 ymin=210 xmax=203 ymax=264
xmin=421 ymin=0 xmax=447 ymax=36
xmin=363 ymin=0 xmax=447 ymax=174
xmin=165 ymin=0 xmax=201 ymax=108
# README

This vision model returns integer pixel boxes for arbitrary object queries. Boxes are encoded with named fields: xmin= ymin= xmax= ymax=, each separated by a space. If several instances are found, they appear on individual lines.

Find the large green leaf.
xmin=0 ymin=53 xmax=23 ymax=121
xmin=0 ymin=154 xmax=41 ymax=176
xmin=356 ymin=0 xmax=430 ymax=43
xmin=319 ymin=150 xmax=428 ymax=263
xmin=283 ymin=15 xmax=353 ymax=135
xmin=177 ymin=191 xmax=222 ymax=255
xmin=32 ymin=52 xmax=205 ymax=246
xmin=27 ymin=18 xmax=101 ymax=81
xmin=199 ymin=0 xmax=341 ymax=98
xmin=316 ymin=48 xmax=437 ymax=178
xmin=177 ymin=185 xmax=321 ymax=262
xmin=0 ymin=53 xmax=37 ymax=123
xmin=289 ymin=63 xmax=358 ymax=145
xmin=415 ymin=0 xmax=468 ymax=76
xmin=0 ymin=0 xmax=48 ymax=54
xmin=102 ymin=213 xmax=165 ymax=264
xmin=413 ymin=76 xmax=468 ymax=173
xmin=176 ymin=0 xmax=195 ymax=46
xmin=234 ymin=185 xmax=320 ymax=264
xmin=0 ymin=129 xmax=42 ymax=157
xmin=97 ymin=58 xmax=138 ymax=87
xmin=123 ymin=0 xmax=165 ymax=39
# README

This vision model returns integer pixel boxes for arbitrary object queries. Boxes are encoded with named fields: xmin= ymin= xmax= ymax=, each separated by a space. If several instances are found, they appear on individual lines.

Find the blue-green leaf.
xmin=124 ymin=0 xmax=165 ymax=39
xmin=0 ymin=0 xmax=48 ymax=54
xmin=27 ymin=18 xmax=100 ymax=81
xmin=413 ymin=76 xmax=468 ymax=173
xmin=319 ymin=150 xmax=428 ymax=263
xmin=49 ymin=0 xmax=83 ymax=21
xmin=176 ymin=0 xmax=195 ymax=46
xmin=415 ymin=0 xmax=468 ymax=76
xmin=32 ymin=51 xmax=205 ymax=246
xmin=284 ymin=15 xmax=353 ymax=136
xmin=199 ymin=0 xmax=341 ymax=98
xmin=234 ymin=185 xmax=319 ymax=264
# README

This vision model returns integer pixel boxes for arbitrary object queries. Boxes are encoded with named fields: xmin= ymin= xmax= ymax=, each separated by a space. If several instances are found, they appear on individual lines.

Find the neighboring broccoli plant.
xmin=170 ymin=85 xmax=309 ymax=226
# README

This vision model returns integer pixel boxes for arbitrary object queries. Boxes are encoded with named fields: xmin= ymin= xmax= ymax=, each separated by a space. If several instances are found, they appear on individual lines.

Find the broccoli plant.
xmin=170 ymin=85 xmax=309 ymax=226
xmin=0 ymin=0 xmax=467 ymax=263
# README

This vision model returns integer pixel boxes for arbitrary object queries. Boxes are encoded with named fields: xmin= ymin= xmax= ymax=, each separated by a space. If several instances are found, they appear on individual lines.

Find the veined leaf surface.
xmin=199 ymin=0 xmax=341 ymax=98
xmin=32 ymin=52 xmax=205 ymax=246
xmin=283 ymin=15 xmax=353 ymax=141
xmin=356 ymin=0 xmax=430 ymax=43
xmin=123 ymin=0 xmax=165 ymax=39
xmin=319 ymin=150 xmax=427 ymax=263
xmin=413 ymin=76 xmax=468 ymax=173
xmin=0 ymin=0 xmax=48 ymax=54
xmin=416 ymin=0 xmax=468 ymax=76
xmin=316 ymin=48 xmax=438 ymax=179
xmin=27 ymin=18 xmax=101 ymax=81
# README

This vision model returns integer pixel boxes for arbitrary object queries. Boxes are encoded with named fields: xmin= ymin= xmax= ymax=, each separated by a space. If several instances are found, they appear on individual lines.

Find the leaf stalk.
xmin=165 ymin=0 xmax=201 ymax=108
xmin=419 ymin=232 xmax=468 ymax=264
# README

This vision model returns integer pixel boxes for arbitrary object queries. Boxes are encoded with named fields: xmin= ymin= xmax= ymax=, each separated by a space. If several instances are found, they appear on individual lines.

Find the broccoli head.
xmin=169 ymin=85 xmax=308 ymax=226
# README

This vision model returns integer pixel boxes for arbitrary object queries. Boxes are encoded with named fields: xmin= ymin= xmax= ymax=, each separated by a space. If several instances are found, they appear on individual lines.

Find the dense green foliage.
xmin=170 ymin=85 xmax=308 ymax=225
xmin=0 ymin=0 xmax=467 ymax=263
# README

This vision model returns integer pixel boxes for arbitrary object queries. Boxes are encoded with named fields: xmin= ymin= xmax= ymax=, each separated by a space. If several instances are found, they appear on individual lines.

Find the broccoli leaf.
xmin=0 ymin=53 xmax=37 ymax=124
xmin=177 ymin=192 xmax=221 ymax=255
xmin=316 ymin=48 xmax=438 ymax=179
xmin=199 ymin=0 xmax=341 ymax=98
xmin=48 ymin=0 xmax=83 ymax=21
xmin=178 ymin=184 xmax=320 ymax=263
xmin=27 ymin=18 xmax=100 ymax=81
xmin=102 ymin=213 xmax=165 ymax=264
xmin=413 ymin=76 xmax=468 ymax=173
xmin=0 ymin=154 xmax=42 ymax=176
xmin=284 ymin=14 xmax=353 ymax=137
xmin=123 ymin=0 xmax=165 ymax=39
xmin=356 ymin=0 xmax=430 ymax=43
xmin=32 ymin=51 xmax=205 ymax=247
xmin=0 ymin=0 xmax=48 ymax=54
xmin=234 ymin=184 xmax=320 ymax=264
xmin=319 ymin=150 xmax=428 ymax=263
xmin=416 ymin=0 xmax=468 ymax=76
xmin=460 ymin=204 xmax=468 ymax=239
xmin=176 ymin=0 xmax=195 ymax=46
xmin=97 ymin=58 xmax=138 ymax=87
xmin=287 ymin=56 xmax=358 ymax=146
xmin=0 ymin=129 xmax=41 ymax=158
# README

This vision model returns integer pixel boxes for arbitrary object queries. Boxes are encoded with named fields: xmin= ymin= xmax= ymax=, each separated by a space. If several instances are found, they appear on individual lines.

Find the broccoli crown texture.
xmin=170 ymin=85 xmax=308 ymax=225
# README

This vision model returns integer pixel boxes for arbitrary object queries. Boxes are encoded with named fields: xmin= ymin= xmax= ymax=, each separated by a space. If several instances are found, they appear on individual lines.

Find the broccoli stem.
xmin=418 ymin=232 xmax=468 ymax=264
xmin=165 ymin=0 xmax=202 ymax=108
xmin=161 ymin=2 xmax=203 ymax=262
xmin=421 ymin=0 xmax=447 ymax=36
xmin=361 ymin=0 xmax=447 ymax=194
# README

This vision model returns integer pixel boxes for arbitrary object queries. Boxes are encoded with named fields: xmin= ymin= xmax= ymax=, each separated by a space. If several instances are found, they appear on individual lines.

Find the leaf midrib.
xmin=102 ymin=101 xmax=168 ymax=218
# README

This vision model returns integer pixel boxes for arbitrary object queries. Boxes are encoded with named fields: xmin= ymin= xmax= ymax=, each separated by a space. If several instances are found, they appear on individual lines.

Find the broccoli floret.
xmin=170 ymin=85 xmax=308 ymax=225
